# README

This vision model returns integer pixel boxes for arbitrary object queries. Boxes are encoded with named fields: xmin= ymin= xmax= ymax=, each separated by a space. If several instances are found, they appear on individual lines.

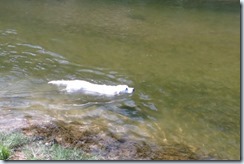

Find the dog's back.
xmin=48 ymin=80 xmax=69 ymax=86
xmin=48 ymin=80 xmax=134 ymax=96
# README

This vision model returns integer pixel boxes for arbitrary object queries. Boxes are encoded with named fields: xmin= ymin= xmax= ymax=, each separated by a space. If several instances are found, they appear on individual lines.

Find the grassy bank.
xmin=0 ymin=132 xmax=28 ymax=160
xmin=0 ymin=131 xmax=99 ymax=160
xmin=0 ymin=121 xmax=211 ymax=160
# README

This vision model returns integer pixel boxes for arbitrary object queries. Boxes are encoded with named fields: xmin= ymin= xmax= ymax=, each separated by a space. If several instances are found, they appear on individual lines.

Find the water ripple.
xmin=0 ymin=36 xmax=159 ymax=148
xmin=0 ymin=29 xmax=17 ymax=36
xmin=16 ymin=43 xmax=43 ymax=50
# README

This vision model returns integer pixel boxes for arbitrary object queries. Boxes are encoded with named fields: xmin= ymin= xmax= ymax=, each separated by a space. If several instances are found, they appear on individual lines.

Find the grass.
xmin=0 ymin=131 xmax=30 ymax=148
xmin=24 ymin=142 xmax=100 ymax=160
xmin=0 ymin=131 xmax=29 ymax=160
xmin=0 ymin=131 xmax=100 ymax=160
xmin=0 ymin=145 xmax=10 ymax=160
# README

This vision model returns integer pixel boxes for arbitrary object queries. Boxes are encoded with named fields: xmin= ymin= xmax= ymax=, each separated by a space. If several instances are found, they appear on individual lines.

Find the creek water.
xmin=0 ymin=0 xmax=240 ymax=160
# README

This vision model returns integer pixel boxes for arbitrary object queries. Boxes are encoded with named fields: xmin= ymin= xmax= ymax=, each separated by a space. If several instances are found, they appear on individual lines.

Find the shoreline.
xmin=1 ymin=120 xmax=214 ymax=160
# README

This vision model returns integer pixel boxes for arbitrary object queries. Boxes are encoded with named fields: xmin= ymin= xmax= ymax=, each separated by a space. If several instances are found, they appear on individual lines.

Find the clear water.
xmin=0 ymin=0 xmax=240 ymax=159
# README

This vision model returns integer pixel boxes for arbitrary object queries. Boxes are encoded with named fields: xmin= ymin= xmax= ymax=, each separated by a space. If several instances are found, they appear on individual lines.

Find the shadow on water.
xmin=104 ymin=0 xmax=239 ymax=12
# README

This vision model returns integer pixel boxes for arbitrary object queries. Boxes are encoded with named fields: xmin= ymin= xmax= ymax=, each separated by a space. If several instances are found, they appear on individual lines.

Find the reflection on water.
xmin=0 ymin=0 xmax=240 ymax=160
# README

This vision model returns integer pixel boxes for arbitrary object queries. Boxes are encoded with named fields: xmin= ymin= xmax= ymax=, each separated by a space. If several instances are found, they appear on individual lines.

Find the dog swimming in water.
xmin=48 ymin=80 xmax=134 ymax=96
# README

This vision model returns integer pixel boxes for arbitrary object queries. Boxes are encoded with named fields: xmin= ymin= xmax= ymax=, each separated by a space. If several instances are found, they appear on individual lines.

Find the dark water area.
xmin=0 ymin=0 xmax=240 ymax=160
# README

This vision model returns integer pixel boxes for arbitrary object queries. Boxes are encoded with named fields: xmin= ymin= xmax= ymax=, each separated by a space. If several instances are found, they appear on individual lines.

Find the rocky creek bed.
xmin=3 ymin=120 xmax=214 ymax=160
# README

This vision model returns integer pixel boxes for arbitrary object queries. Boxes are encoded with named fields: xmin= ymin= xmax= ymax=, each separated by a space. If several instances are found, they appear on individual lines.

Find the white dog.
xmin=48 ymin=80 xmax=134 ymax=96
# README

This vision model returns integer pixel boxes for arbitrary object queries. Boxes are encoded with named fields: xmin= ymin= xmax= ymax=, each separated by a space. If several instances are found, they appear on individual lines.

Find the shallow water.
xmin=0 ymin=0 xmax=240 ymax=160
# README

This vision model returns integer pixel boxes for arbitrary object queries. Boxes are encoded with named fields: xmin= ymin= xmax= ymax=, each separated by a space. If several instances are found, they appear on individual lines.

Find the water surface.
xmin=0 ymin=0 xmax=240 ymax=159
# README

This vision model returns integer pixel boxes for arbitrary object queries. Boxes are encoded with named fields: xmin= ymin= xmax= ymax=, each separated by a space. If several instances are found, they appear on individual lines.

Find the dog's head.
xmin=116 ymin=85 xmax=134 ymax=95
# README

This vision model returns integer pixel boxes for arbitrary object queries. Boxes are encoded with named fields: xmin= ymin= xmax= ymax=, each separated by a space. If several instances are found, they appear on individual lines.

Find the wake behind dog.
xmin=48 ymin=80 xmax=134 ymax=96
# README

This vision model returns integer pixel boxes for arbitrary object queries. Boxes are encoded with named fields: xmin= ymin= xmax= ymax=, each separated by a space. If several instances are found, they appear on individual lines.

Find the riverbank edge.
xmin=0 ymin=120 xmax=213 ymax=160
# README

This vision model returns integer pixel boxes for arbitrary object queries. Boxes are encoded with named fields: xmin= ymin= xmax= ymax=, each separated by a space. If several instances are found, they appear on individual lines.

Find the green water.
xmin=0 ymin=0 xmax=240 ymax=160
